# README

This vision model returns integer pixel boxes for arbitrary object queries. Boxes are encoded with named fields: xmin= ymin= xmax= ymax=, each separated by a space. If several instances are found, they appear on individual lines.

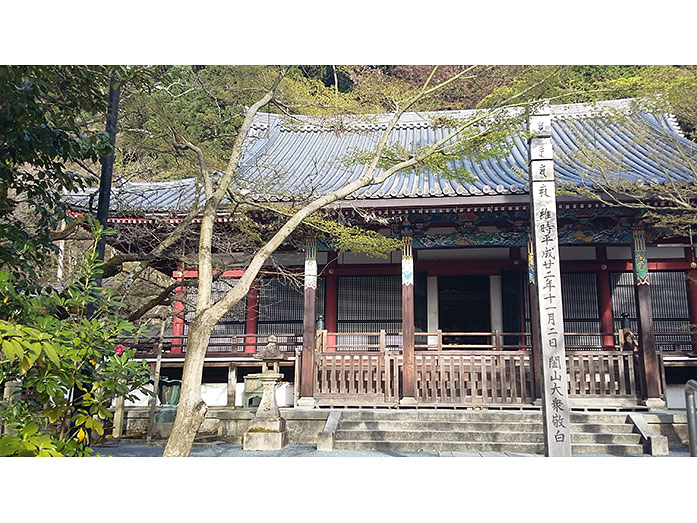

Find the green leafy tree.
xmin=549 ymin=66 xmax=697 ymax=235
xmin=0 ymin=66 xmax=117 ymax=280
xmin=0 ymin=220 xmax=153 ymax=456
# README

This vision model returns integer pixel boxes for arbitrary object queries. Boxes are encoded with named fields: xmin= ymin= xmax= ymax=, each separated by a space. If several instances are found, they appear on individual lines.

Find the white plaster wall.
xmin=490 ymin=275 xmax=503 ymax=331
xmin=201 ymin=383 xmax=227 ymax=406
xmin=121 ymin=382 xmax=295 ymax=408
xmin=646 ymin=247 xmax=685 ymax=259
xmin=606 ymin=246 xmax=631 ymax=260
xmin=607 ymin=246 xmax=686 ymax=261
xmin=124 ymin=384 xmax=158 ymax=407
xmin=559 ymin=246 xmax=596 ymax=261
xmin=233 ymin=382 xmax=294 ymax=408
xmin=417 ymin=248 xmax=510 ymax=260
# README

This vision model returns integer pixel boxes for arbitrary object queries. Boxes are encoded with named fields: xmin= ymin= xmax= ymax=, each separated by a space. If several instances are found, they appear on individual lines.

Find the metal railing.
xmin=686 ymin=379 xmax=697 ymax=457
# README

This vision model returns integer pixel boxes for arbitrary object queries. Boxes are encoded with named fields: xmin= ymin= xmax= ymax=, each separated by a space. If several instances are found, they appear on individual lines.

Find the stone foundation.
xmin=122 ymin=406 xmax=329 ymax=444
xmin=119 ymin=407 xmax=691 ymax=451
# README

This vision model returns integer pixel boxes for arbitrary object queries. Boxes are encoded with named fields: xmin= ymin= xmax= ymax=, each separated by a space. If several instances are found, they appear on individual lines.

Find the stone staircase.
xmin=327 ymin=410 xmax=653 ymax=455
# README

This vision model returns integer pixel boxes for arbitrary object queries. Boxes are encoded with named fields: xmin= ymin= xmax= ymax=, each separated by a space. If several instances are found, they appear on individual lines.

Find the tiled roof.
xmin=64 ymin=99 xmax=697 ymax=214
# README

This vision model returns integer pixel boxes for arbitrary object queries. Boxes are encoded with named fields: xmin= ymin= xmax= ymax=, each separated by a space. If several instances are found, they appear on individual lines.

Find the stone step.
xmin=337 ymin=410 xmax=543 ymax=422
xmin=572 ymin=422 xmax=635 ymax=433
xmin=334 ymin=439 xmax=547 ymax=454
xmin=336 ymin=410 xmax=632 ymax=424
xmin=333 ymin=439 xmax=645 ymax=456
xmin=570 ymin=443 xmax=645 ymax=456
xmin=335 ymin=429 xmax=642 ymax=445
xmin=337 ymin=420 xmax=636 ymax=433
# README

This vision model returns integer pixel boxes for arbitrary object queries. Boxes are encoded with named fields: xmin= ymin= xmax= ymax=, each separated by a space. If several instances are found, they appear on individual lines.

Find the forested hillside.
xmin=108 ymin=65 xmax=697 ymax=182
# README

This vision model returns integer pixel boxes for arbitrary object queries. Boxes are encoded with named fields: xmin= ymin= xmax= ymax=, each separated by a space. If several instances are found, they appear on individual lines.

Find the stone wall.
xmin=122 ymin=406 xmax=329 ymax=444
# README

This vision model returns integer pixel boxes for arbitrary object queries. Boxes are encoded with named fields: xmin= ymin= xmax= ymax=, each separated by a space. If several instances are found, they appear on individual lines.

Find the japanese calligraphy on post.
xmin=529 ymin=104 xmax=572 ymax=457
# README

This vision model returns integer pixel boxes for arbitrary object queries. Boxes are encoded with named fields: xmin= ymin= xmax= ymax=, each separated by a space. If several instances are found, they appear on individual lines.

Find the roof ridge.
xmin=252 ymin=98 xmax=642 ymax=132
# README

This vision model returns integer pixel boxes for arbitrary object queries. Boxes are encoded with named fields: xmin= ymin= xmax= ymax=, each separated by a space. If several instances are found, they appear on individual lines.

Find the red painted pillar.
xmin=401 ymin=236 xmax=416 ymax=403
xmin=687 ymin=269 xmax=697 ymax=351
xmin=171 ymin=268 xmax=185 ymax=354
xmin=684 ymin=246 xmax=697 ymax=349
xmin=325 ymin=250 xmax=338 ymax=353
xmin=687 ymin=267 xmax=697 ymax=325
xmin=244 ymin=279 xmax=258 ymax=353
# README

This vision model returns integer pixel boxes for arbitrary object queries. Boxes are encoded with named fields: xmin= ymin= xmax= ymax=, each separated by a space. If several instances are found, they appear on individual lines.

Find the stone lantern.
xmin=243 ymin=336 xmax=290 ymax=451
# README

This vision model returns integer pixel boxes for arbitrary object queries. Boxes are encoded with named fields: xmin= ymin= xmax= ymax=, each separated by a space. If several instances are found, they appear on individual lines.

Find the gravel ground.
xmin=93 ymin=440 xmax=691 ymax=458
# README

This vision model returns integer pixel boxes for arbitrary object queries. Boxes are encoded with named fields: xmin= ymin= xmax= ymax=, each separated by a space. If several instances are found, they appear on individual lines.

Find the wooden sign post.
xmin=528 ymin=103 xmax=572 ymax=457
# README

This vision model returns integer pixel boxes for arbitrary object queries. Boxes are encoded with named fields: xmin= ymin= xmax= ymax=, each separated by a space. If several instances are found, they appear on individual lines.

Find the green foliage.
xmin=0 ymin=66 xmax=119 ymax=280
xmin=0 ymin=220 xmax=153 ymax=456
xmin=303 ymin=214 xmax=401 ymax=258
xmin=117 ymin=66 xmax=431 ymax=182
xmin=548 ymin=66 xmax=697 ymax=236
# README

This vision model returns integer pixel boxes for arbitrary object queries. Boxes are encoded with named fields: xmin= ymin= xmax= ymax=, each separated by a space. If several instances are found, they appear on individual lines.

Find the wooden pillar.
xmin=298 ymin=238 xmax=318 ymax=405
xmin=631 ymin=227 xmax=663 ymax=405
xmin=400 ymin=236 xmax=417 ymax=404
xmin=244 ymin=280 xmax=259 ymax=353
xmin=528 ymin=238 xmax=542 ymax=400
xmin=685 ymin=247 xmax=697 ymax=350
xmin=171 ymin=269 xmax=185 ymax=354
xmin=325 ymin=250 xmax=338 ymax=353
xmin=597 ymin=269 xmax=614 ymax=348
xmin=687 ymin=268 xmax=697 ymax=330
xmin=596 ymin=247 xmax=614 ymax=348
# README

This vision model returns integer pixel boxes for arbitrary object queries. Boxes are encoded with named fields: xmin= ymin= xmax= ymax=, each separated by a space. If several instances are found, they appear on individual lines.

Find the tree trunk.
xmin=162 ymin=317 xmax=213 ymax=456
xmin=160 ymin=67 xmax=496 ymax=456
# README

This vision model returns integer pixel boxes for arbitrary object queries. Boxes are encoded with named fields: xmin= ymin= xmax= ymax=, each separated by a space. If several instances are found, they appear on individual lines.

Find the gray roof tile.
xmin=64 ymin=99 xmax=697 ymax=214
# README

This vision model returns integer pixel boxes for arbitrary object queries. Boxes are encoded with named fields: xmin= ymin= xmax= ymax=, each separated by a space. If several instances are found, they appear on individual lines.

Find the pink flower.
xmin=114 ymin=344 xmax=126 ymax=356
